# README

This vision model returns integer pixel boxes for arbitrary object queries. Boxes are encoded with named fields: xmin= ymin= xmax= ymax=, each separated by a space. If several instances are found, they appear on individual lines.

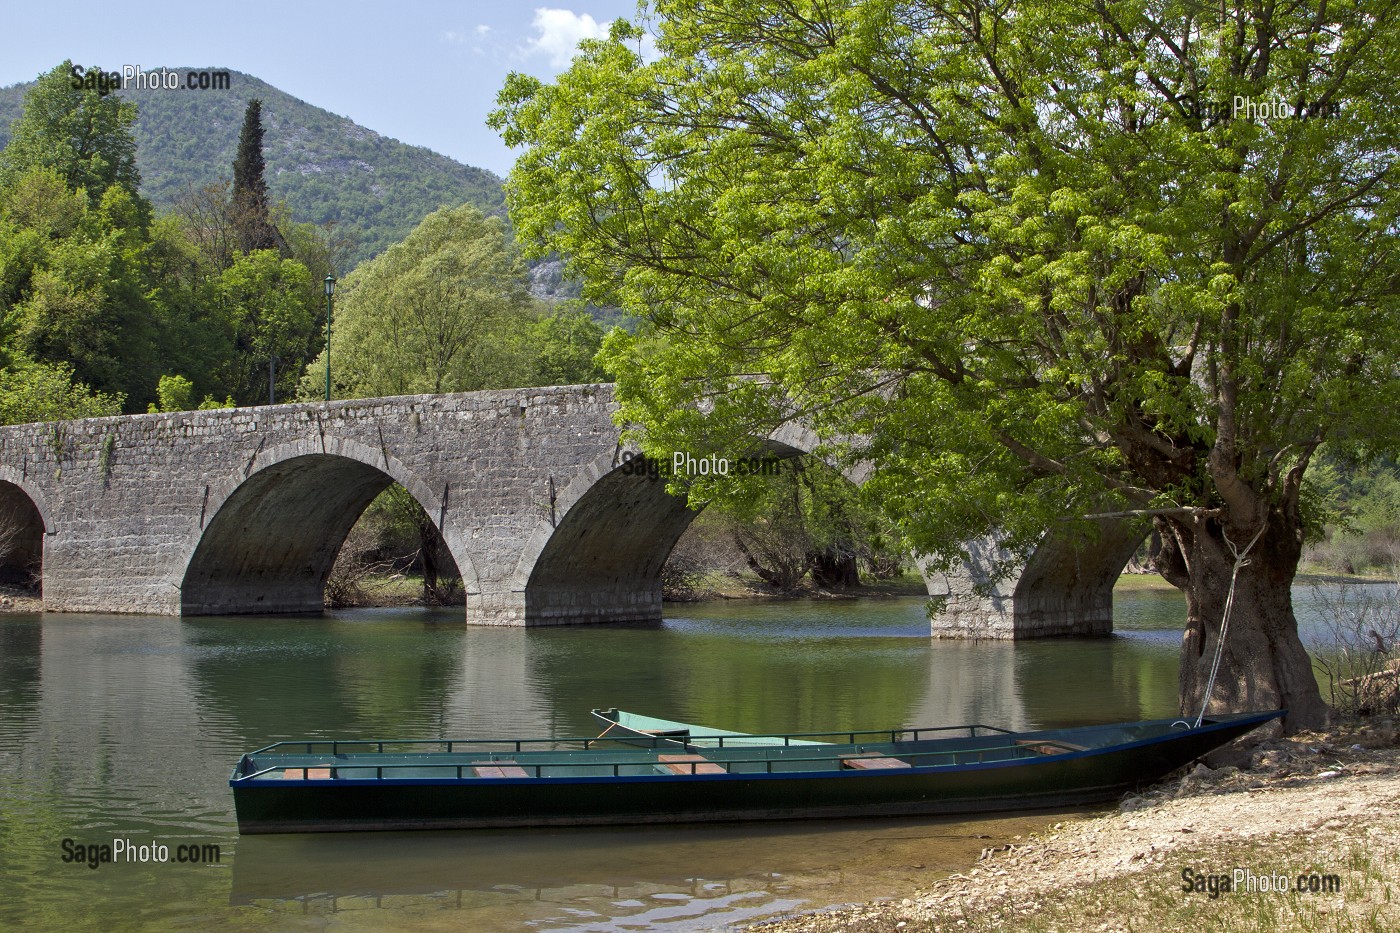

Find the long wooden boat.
xmin=591 ymin=708 xmax=827 ymax=747
xmin=229 ymin=710 xmax=1282 ymax=834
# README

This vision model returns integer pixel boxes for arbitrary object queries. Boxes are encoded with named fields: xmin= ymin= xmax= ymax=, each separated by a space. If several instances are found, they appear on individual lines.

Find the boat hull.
xmin=232 ymin=712 xmax=1280 ymax=834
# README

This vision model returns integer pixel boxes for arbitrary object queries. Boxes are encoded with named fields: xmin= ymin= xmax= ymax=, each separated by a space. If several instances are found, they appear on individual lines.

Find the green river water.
xmin=0 ymin=587 xmax=1357 ymax=931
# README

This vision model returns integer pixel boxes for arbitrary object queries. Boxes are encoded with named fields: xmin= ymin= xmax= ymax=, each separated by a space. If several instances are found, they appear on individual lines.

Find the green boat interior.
xmin=232 ymin=719 xmax=1204 ymax=783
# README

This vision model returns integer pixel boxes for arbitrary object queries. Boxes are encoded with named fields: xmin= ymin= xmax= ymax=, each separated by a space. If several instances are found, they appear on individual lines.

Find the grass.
xmin=1296 ymin=564 xmax=1396 ymax=584
xmin=1113 ymin=570 xmax=1393 ymax=595
xmin=1113 ymin=573 xmax=1181 ymax=593
xmin=364 ymin=573 xmax=424 ymax=600
xmin=331 ymin=572 xmax=466 ymax=607
xmin=806 ymin=827 xmax=1400 ymax=932
xmin=667 ymin=569 xmax=930 ymax=602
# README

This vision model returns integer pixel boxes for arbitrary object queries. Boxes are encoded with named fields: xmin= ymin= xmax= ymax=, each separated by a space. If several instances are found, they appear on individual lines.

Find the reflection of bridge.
xmin=0 ymin=385 xmax=1140 ymax=635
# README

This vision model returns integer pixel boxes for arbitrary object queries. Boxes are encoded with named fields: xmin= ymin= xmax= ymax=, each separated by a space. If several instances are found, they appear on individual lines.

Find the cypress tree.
xmin=231 ymin=99 xmax=279 ymax=252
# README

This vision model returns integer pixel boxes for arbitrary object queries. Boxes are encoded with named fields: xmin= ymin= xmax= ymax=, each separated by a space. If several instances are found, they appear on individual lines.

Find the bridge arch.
xmin=509 ymin=429 xmax=858 ymax=625
xmin=509 ymin=446 xmax=696 ymax=624
xmin=178 ymin=437 xmax=481 ymax=616
xmin=0 ymin=467 xmax=49 ymax=591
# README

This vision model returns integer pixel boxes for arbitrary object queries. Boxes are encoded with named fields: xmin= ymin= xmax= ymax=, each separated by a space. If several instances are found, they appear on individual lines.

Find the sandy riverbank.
xmin=754 ymin=718 xmax=1400 ymax=932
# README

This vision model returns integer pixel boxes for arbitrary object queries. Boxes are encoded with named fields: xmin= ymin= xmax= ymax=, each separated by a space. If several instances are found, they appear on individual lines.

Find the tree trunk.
xmin=732 ymin=534 xmax=806 ymax=590
xmin=1155 ymin=509 xmax=1329 ymax=734
xmin=808 ymin=547 xmax=860 ymax=589
xmin=417 ymin=512 xmax=442 ymax=604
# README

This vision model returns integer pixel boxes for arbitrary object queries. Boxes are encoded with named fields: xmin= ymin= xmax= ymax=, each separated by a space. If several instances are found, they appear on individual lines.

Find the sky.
xmin=0 ymin=0 xmax=647 ymax=178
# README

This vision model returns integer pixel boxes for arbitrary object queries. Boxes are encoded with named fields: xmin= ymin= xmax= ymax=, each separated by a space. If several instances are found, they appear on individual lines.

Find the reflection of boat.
xmin=230 ymin=711 xmax=1281 ymax=834
xmin=591 ymin=708 xmax=827 ymax=748
xmin=229 ymin=812 xmax=1057 ymax=928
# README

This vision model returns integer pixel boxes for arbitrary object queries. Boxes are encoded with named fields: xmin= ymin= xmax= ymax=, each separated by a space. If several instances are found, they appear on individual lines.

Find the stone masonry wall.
xmin=0 ymin=386 xmax=624 ymax=622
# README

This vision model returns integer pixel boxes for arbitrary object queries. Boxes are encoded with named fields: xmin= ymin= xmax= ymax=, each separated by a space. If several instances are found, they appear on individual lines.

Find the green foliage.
xmin=0 ymin=356 xmax=123 ymax=425
xmin=0 ymin=69 xmax=504 ymax=265
xmin=359 ymin=485 xmax=426 ymax=554
xmin=0 ymin=66 xmax=163 ymax=408
xmin=150 ymin=373 xmax=194 ymax=413
xmin=495 ymin=1 xmax=1400 ymax=725
xmin=1334 ymin=463 xmax=1400 ymax=538
xmin=140 ymin=212 xmax=234 ymax=402
xmin=1306 ymin=452 xmax=1400 ymax=573
xmin=0 ymin=62 xmax=146 ymax=217
xmin=355 ymin=484 xmax=462 ymax=604
xmin=0 ymin=166 xmax=159 ymax=405
xmin=702 ymin=456 xmax=904 ymax=589
xmin=275 ymin=207 xmax=356 ymax=284
xmin=300 ymin=203 xmax=536 ymax=399
xmin=231 ymin=98 xmax=268 ymax=210
xmin=212 ymin=249 xmax=319 ymax=405
xmin=531 ymin=306 xmax=608 ymax=385
xmin=495 ymin=1 xmax=1400 ymax=569
xmin=98 ymin=431 xmax=115 ymax=479
xmin=0 ymin=63 xmax=597 ymax=420
xmin=150 ymin=187 xmax=350 ymax=408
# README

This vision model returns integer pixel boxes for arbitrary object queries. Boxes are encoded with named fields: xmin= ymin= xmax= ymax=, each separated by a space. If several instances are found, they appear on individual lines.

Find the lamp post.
xmin=324 ymin=275 xmax=335 ymax=402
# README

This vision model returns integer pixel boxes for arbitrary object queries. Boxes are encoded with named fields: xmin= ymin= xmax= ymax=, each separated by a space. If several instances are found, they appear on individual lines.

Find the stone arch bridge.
xmin=0 ymin=385 xmax=1140 ymax=636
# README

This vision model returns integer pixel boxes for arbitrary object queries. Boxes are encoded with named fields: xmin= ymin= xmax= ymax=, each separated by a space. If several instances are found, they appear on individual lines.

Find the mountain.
xmin=0 ymin=68 xmax=504 ymax=266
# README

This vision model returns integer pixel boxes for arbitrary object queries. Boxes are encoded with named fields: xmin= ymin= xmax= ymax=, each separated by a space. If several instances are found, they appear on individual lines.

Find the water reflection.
xmin=183 ymin=610 xmax=470 ymax=741
xmin=2 ymin=585 xmax=1349 ymax=932
xmin=172 ymin=597 xmax=1188 ymax=754
xmin=522 ymin=613 xmax=930 ymax=737
xmin=228 ymin=811 xmax=1075 ymax=931
xmin=0 ymin=617 xmax=42 ymax=745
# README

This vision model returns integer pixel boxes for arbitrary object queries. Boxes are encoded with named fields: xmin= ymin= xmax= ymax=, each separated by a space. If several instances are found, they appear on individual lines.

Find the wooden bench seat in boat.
xmin=283 ymin=767 xmax=333 ymax=779
xmin=657 ymin=754 xmax=727 ymax=775
xmin=472 ymin=762 xmax=530 ymax=778
xmin=840 ymin=755 xmax=911 ymax=770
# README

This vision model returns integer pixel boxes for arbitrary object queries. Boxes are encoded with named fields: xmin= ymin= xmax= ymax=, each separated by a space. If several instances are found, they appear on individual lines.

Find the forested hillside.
xmin=0 ymin=69 xmax=503 ymax=264
xmin=0 ymin=63 xmax=611 ymax=419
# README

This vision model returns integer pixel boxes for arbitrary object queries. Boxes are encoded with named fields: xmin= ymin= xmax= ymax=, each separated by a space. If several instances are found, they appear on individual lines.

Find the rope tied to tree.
xmin=1194 ymin=522 xmax=1269 ymax=728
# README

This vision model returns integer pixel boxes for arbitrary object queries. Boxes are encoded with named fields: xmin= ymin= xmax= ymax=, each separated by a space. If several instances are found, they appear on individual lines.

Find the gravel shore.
xmin=0 ymin=586 xmax=40 ymax=612
xmin=754 ymin=718 xmax=1400 ymax=932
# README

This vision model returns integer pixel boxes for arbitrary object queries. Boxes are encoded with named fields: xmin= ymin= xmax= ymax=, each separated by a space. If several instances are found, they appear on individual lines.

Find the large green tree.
xmin=0 ymin=166 xmax=159 ymax=405
xmin=0 ymin=356 xmax=123 ymax=425
xmin=0 ymin=62 xmax=145 ymax=214
xmin=303 ymin=203 xmax=608 ymax=604
xmin=708 ymin=457 xmax=904 ymax=590
xmin=301 ymin=202 xmax=537 ymax=398
xmin=493 ymin=1 xmax=1400 ymax=731
xmin=212 ymin=249 xmax=319 ymax=405
xmin=531 ymin=306 xmax=608 ymax=385
xmin=0 ymin=63 xmax=167 ymax=408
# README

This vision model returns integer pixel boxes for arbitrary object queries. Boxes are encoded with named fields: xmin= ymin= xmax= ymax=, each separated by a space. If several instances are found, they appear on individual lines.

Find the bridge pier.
xmin=921 ymin=522 xmax=1145 ymax=638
